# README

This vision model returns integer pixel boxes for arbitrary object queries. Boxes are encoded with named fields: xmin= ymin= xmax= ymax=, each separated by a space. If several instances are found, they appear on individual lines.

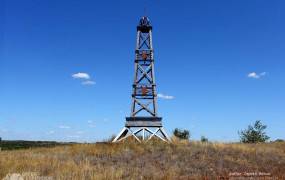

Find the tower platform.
xmin=125 ymin=117 xmax=162 ymax=127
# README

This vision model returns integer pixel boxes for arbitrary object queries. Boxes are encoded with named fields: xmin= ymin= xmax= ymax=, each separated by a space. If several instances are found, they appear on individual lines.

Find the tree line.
xmin=173 ymin=120 xmax=283 ymax=143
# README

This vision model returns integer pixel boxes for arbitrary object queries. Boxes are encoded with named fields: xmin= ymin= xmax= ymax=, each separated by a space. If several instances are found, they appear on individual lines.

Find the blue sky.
xmin=1 ymin=0 xmax=284 ymax=142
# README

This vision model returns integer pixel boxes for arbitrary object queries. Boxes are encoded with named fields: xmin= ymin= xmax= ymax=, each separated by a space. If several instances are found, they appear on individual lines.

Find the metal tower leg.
xmin=113 ymin=127 xmax=171 ymax=143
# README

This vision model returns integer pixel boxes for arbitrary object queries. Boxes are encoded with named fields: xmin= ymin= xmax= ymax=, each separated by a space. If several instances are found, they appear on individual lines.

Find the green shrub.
xmin=239 ymin=120 xmax=270 ymax=143
xmin=173 ymin=128 xmax=190 ymax=140
xmin=201 ymin=136 xmax=208 ymax=143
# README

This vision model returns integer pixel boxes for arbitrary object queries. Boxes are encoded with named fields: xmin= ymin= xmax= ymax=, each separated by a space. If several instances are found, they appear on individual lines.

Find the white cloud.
xmin=72 ymin=72 xmax=96 ymax=86
xmin=247 ymin=72 xmax=267 ymax=79
xmin=89 ymin=124 xmax=96 ymax=128
xmin=82 ymin=80 xmax=96 ymax=85
xmin=47 ymin=130 xmax=55 ymax=135
xmin=260 ymin=72 xmax=267 ymax=76
xmin=67 ymin=135 xmax=80 ymax=138
xmin=72 ymin=72 xmax=90 ymax=80
xmin=59 ymin=125 xmax=71 ymax=129
xmin=248 ymin=72 xmax=259 ymax=79
xmin=76 ymin=131 xmax=84 ymax=134
xmin=88 ymin=120 xmax=96 ymax=128
xmin=157 ymin=93 xmax=174 ymax=100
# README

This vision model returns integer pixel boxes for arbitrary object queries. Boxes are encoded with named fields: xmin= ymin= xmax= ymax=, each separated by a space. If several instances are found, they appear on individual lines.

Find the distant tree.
xmin=275 ymin=139 xmax=284 ymax=142
xmin=239 ymin=120 xmax=270 ymax=143
xmin=173 ymin=128 xmax=190 ymax=140
xmin=201 ymin=136 xmax=208 ymax=143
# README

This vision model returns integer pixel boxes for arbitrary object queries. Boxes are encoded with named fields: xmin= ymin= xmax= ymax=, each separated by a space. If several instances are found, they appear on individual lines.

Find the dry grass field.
xmin=0 ymin=139 xmax=285 ymax=179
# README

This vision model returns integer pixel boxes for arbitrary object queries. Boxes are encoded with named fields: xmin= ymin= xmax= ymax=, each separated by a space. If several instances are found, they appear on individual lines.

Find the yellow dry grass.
xmin=0 ymin=139 xmax=284 ymax=179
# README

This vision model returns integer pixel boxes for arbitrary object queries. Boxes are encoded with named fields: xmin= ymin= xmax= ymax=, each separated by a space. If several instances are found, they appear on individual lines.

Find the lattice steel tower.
xmin=113 ymin=17 xmax=170 ymax=142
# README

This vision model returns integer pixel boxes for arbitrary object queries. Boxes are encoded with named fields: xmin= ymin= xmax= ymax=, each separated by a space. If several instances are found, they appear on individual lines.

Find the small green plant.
xmin=201 ymin=136 xmax=208 ymax=143
xmin=239 ymin=120 xmax=270 ymax=143
xmin=173 ymin=128 xmax=190 ymax=139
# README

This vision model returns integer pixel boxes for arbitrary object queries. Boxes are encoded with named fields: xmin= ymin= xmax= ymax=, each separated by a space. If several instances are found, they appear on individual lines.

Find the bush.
xmin=201 ymin=136 xmax=208 ymax=143
xmin=173 ymin=128 xmax=190 ymax=140
xmin=239 ymin=120 xmax=270 ymax=143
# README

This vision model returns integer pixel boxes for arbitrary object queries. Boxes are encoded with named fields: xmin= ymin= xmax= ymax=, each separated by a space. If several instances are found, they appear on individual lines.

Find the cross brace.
xmin=112 ymin=126 xmax=171 ymax=143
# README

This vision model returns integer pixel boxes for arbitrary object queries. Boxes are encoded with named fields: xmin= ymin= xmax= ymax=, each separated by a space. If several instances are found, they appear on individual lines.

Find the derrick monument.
xmin=113 ymin=16 xmax=170 ymax=142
